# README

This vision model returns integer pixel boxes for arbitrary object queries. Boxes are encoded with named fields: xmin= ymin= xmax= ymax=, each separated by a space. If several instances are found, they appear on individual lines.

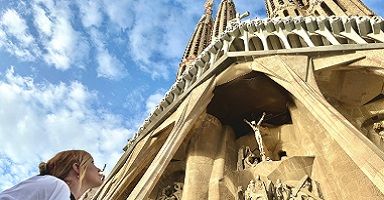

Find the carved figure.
xmin=242 ymin=175 xmax=323 ymax=200
xmin=275 ymin=179 xmax=284 ymax=200
xmin=244 ymin=146 xmax=259 ymax=170
xmin=245 ymin=176 xmax=269 ymax=200
xmin=373 ymin=121 xmax=384 ymax=138
xmin=245 ymin=180 xmax=256 ymax=199
xmin=157 ymin=183 xmax=183 ymax=200
xmin=292 ymin=176 xmax=322 ymax=200
xmin=244 ymin=112 xmax=268 ymax=161
xmin=237 ymin=186 xmax=245 ymax=200
xmin=238 ymin=146 xmax=259 ymax=171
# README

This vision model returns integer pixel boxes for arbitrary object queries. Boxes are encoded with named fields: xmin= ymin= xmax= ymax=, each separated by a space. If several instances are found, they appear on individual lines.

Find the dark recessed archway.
xmin=207 ymin=71 xmax=292 ymax=137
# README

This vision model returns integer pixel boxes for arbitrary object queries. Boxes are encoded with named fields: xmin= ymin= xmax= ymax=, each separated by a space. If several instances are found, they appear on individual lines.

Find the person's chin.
xmin=97 ymin=175 xmax=105 ymax=185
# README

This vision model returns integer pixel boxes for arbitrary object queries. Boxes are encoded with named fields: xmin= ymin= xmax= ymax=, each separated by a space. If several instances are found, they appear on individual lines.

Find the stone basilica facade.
xmin=85 ymin=0 xmax=384 ymax=199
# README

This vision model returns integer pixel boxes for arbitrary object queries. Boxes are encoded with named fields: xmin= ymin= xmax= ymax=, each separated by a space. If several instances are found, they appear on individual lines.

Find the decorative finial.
xmin=204 ymin=0 xmax=214 ymax=16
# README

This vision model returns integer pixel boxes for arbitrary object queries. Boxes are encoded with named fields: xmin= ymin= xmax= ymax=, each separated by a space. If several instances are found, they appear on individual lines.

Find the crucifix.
xmin=244 ymin=112 xmax=268 ymax=162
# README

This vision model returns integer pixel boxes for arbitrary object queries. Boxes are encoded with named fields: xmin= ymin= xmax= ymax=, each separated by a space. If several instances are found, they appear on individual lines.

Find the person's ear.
xmin=72 ymin=163 xmax=80 ymax=177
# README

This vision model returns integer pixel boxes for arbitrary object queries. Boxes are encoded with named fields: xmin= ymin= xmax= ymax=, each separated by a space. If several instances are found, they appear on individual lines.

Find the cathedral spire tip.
xmin=204 ymin=0 xmax=214 ymax=16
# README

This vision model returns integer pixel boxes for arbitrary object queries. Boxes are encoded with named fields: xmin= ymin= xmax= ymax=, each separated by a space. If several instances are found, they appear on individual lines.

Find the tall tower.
xmin=265 ymin=0 xmax=304 ymax=18
xmin=265 ymin=0 xmax=374 ymax=18
xmin=212 ymin=0 xmax=237 ymax=40
xmin=177 ymin=0 xmax=214 ymax=78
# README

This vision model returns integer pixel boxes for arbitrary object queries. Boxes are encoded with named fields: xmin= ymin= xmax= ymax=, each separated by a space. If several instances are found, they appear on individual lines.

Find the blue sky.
xmin=0 ymin=0 xmax=383 ymax=191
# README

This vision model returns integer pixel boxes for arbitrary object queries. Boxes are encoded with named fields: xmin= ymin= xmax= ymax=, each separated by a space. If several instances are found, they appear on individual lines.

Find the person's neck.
xmin=70 ymin=186 xmax=89 ymax=199
xmin=65 ymin=176 xmax=89 ymax=199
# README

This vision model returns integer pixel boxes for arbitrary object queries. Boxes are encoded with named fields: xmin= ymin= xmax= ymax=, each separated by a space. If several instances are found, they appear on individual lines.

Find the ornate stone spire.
xmin=212 ymin=0 xmax=237 ymax=40
xmin=177 ymin=0 xmax=214 ymax=78
xmin=264 ymin=0 xmax=374 ymax=18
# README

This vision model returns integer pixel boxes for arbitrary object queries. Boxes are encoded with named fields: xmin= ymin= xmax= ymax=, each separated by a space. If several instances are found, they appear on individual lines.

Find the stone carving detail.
xmin=226 ymin=12 xmax=249 ymax=33
xmin=244 ymin=112 xmax=269 ymax=161
xmin=244 ymin=146 xmax=259 ymax=170
xmin=373 ymin=121 xmax=384 ymax=139
xmin=242 ymin=175 xmax=323 ymax=200
xmin=238 ymin=146 xmax=260 ymax=171
xmin=156 ymin=183 xmax=183 ymax=200
xmin=245 ymin=175 xmax=269 ymax=200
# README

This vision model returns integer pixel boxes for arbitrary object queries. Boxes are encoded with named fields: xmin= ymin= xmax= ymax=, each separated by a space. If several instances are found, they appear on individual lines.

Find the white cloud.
xmin=126 ymin=0 xmax=207 ymax=79
xmin=96 ymin=50 xmax=126 ymax=80
xmin=0 ymin=68 xmax=133 ymax=191
xmin=102 ymin=0 xmax=134 ymax=29
xmin=0 ymin=2 xmax=89 ymax=70
xmin=44 ymin=15 xmax=79 ymax=70
xmin=32 ymin=0 xmax=90 ymax=70
xmin=77 ymin=0 xmax=103 ymax=28
xmin=0 ymin=9 xmax=39 ymax=60
xmin=145 ymin=89 xmax=166 ymax=114
xmin=89 ymin=28 xmax=127 ymax=80
xmin=32 ymin=5 xmax=53 ymax=37
xmin=1 ymin=9 xmax=34 ymax=46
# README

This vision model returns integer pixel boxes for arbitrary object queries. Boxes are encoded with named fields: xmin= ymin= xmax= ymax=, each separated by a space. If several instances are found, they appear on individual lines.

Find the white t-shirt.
xmin=0 ymin=175 xmax=71 ymax=200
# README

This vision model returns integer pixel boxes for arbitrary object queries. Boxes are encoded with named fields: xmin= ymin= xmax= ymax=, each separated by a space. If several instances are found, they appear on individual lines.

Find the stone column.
xmin=208 ymin=125 xmax=234 ymax=200
xmin=182 ymin=114 xmax=222 ymax=200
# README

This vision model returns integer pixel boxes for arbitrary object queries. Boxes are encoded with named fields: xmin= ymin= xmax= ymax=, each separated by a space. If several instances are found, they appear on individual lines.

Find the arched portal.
xmin=248 ymin=37 xmax=264 ymax=51
xmin=266 ymin=35 xmax=284 ymax=50
xmin=287 ymin=34 xmax=309 ymax=48
xmin=229 ymin=38 xmax=246 ymax=52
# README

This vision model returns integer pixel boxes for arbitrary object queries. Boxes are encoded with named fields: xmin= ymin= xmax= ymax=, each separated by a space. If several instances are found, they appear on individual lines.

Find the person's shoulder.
xmin=36 ymin=175 xmax=68 ymax=189
xmin=34 ymin=176 xmax=71 ymax=199
xmin=32 ymin=175 xmax=65 ymax=184
xmin=0 ymin=175 xmax=70 ymax=200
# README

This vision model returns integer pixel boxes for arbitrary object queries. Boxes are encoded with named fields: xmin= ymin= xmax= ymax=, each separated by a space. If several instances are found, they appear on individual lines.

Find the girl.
xmin=0 ymin=150 xmax=104 ymax=200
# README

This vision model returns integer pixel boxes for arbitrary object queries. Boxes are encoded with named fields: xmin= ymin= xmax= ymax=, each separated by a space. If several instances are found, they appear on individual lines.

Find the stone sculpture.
xmin=243 ymin=175 xmax=322 ymax=200
xmin=244 ymin=113 xmax=268 ymax=161
xmin=238 ymin=146 xmax=259 ymax=171
xmin=157 ymin=183 xmax=183 ymax=200
xmin=244 ymin=146 xmax=259 ymax=170
xmin=373 ymin=121 xmax=384 ymax=139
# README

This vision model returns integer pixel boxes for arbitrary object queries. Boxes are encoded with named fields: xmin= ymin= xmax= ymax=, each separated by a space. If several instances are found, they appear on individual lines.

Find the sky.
xmin=0 ymin=0 xmax=383 ymax=191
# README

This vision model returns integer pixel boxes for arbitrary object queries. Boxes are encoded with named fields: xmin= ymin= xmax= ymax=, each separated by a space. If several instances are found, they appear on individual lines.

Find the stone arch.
xmin=229 ymin=38 xmax=246 ymax=52
xmin=310 ymin=34 xmax=331 ymax=46
xmin=248 ymin=37 xmax=264 ymax=51
xmin=266 ymin=35 xmax=284 ymax=50
xmin=363 ymin=37 xmax=380 ymax=44
xmin=287 ymin=34 xmax=309 ymax=48
xmin=335 ymin=36 xmax=357 ymax=44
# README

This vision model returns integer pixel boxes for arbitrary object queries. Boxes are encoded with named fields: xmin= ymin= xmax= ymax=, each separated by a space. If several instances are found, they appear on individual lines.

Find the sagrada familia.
xmin=84 ymin=0 xmax=384 ymax=199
